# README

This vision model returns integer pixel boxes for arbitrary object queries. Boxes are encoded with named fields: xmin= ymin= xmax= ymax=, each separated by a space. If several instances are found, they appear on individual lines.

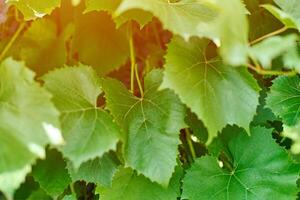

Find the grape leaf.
xmin=67 ymin=152 xmax=120 ymax=187
xmin=6 ymin=0 xmax=60 ymax=20
xmin=99 ymin=166 xmax=182 ymax=200
xmin=249 ymin=34 xmax=300 ymax=70
xmin=71 ymin=11 xmax=129 ymax=75
xmin=14 ymin=18 xmax=70 ymax=75
xmin=0 ymin=58 xmax=62 ymax=198
xmin=182 ymin=126 xmax=300 ymax=200
xmin=102 ymin=69 xmax=186 ymax=186
xmin=43 ymin=65 xmax=121 ymax=168
xmin=32 ymin=149 xmax=71 ymax=197
xmin=116 ymin=0 xmax=249 ymax=65
xmin=161 ymin=37 xmax=260 ymax=143
xmin=262 ymin=0 xmax=300 ymax=31
xmin=266 ymin=76 xmax=300 ymax=126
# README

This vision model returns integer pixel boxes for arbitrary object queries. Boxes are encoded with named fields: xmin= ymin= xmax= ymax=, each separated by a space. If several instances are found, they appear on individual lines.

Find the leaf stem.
xmin=135 ymin=64 xmax=144 ymax=97
xmin=129 ymin=27 xmax=136 ymax=93
xmin=185 ymin=128 xmax=196 ymax=160
xmin=0 ymin=22 xmax=25 ymax=61
xmin=70 ymin=182 xmax=75 ymax=194
xmin=250 ymin=26 xmax=287 ymax=45
xmin=247 ymin=64 xmax=296 ymax=76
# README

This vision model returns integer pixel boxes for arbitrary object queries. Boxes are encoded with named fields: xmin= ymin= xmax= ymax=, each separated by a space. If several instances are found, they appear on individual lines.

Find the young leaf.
xmin=161 ymin=37 xmax=260 ymax=143
xmin=67 ymin=152 xmax=120 ymax=187
xmin=102 ymin=69 xmax=186 ymax=186
xmin=43 ymin=65 xmax=121 ymax=168
xmin=100 ymin=166 xmax=182 ymax=200
xmin=32 ymin=149 xmax=71 ymax=197
xmin=266 ymin=76 xmax=300 ymax=126
xmin=182 ymin=126 xmax=300 ymax=200
xmin=116 ymin=0 xmax=249 ymax=65
xmin=262 ymin=0 xmax=300 ymax=31
xmin=0 ymin=58 xmax=62 ymax=198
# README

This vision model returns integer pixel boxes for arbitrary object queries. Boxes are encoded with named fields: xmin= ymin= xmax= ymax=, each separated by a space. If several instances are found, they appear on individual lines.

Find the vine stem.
xmin=247 ymin=64 xmax=296 ymax=76
xmin=250 ymin=26 xmax=287 ymax=45
xmin=185 ymin=128 xmax=196 ymax=160
xmin=70 ymin=183 xmax=75 ymax=194
xmin=129 ymin=27 xmax=136 ymax=93
xmin=135 ymin=64 xmax=144 ymax=96
xmin=0 ymin=22 xmax=26 ymax=61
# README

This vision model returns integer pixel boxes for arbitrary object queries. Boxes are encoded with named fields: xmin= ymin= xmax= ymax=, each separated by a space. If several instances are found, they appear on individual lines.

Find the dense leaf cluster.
xmin=0 ymin=0 xmax=300 ymax=199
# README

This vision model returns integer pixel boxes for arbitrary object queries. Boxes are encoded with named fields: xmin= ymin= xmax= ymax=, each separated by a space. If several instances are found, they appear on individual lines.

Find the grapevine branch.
xmin=185 ymin=128 xmax=196 ymax=160
xmin=247 ymin=63 xmax=296 ymax=76
xmin=250 ymin=26 xmax=287 ymax=45
xmin=0 ymin=22 xmax=25 ymax=61
xmin=129 ymin=31 xmax=136 ymax=93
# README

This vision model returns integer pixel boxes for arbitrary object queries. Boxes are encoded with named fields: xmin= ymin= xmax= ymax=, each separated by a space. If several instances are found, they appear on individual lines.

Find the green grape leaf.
xmin=249 ymin=34 xmax=300 ymax=69
xmin=262 ymin=0 xmax=300 ymax=31
xmin=102 ymin=69 xmax=186 ymax=186
xmin=6 ymin=0 xmax=60 ymax=20
xmin=161 ymin=37 xmax=260 ymax=143
xmin=43 ymin=65 xmax=121 ymax=168
xmin=283 ymin=123 xmax=300 ymax=154
xmin=32 ymin=149 xmax=71 ymax=197
xmin=182 ymin=126 xmax=300 ymax=200
xmin=115 ymin=0 xmax=249 ymax=65
xmin=0 ymin=58 xmax=62 ymax=198
xmin=100 ymin=166 xmax=182 ymax=200
xmin=72 ymin=11 xmax=129 ymax=75
xmin=14 ymin=18 xmax=71 ymax=75
xmin=266 ymin=76 xmax=300 ymax=126
xmin=67 ymin=152 xmax=120 ymax=187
